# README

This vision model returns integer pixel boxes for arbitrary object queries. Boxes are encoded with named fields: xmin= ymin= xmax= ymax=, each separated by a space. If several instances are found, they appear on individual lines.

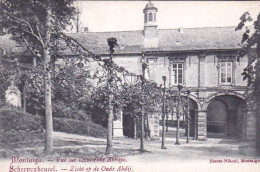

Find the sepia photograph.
xmin=0 ymin=0 xmax=260 ymax=171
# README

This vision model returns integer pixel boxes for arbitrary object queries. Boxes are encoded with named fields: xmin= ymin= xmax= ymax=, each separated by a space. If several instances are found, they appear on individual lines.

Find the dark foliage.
xmin=53 ymin=117 xmax=107 ymax=138
xmin=0 ymin=105 xmax=44 ymax=148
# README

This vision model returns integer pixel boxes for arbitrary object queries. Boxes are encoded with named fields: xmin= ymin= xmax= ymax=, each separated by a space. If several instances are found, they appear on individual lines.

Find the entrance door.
xmin=123 ymin=115 xmax=135 ymax=138
xmin=190 ymin=110 xmax=195 ymax=137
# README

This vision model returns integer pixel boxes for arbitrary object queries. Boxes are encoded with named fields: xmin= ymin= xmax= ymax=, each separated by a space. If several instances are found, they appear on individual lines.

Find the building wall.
xmin=58 ymin=51 xmax=252 ymax=141
xmin=110 ymin=52 xmax=252 ymax=141
xmin=85 ymin=52 xmax=248 ymax=89
xmin=235 ymin=55 xmax=248 ymax=86
xmin=205 ymin=55 xmax=218 ymax=87
xmin=185 ymin=56 xmax=199 ymax=87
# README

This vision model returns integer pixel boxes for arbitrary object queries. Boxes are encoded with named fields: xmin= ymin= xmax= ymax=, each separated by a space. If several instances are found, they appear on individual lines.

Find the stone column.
xmin=241 ymin=108 xmax=247 ymax=140
xmin=149 ymin=111 xmax=160 ymax=139
xmin=112 ymin=110 xmax=124 ymax=138
xmin=246 ymin=102 xmax=256 ymax=140
xmin=197 ymin=110 xmax=207 ymax=141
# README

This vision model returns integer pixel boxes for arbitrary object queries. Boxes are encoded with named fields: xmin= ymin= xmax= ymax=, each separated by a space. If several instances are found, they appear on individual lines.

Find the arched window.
xmin=154 ymin=13 xmax=156 ymax=22
xmin=144 ymin=13 xmax=147 ymax=23
xmin=148 ymin=13 xmax=153 ymax=22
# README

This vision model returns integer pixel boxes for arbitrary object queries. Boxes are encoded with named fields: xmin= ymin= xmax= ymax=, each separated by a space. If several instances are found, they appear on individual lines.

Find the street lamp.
xmin=139 ymin=52 xmax=147 ymax=152
xmin=186 ymin=90 xmax=191 ymax=144
xmin=161 ymin=76 xmax=167 ymax=149
xmin=175 ymin=84 xmax=182 ymax=145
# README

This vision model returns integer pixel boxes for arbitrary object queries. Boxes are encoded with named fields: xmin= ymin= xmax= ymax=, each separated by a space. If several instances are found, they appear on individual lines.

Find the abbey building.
xmin=69 ymin=1 xmax=253 ymax=141
xmin=0 ymin=1 xmax=255 ymax=142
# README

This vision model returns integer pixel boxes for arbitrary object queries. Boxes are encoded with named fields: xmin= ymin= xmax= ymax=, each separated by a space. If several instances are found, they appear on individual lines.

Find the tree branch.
xmin=1 ymin=10 xmax=44 ymax=47
xmin=21 ymin=34 xmax=38 ymax=58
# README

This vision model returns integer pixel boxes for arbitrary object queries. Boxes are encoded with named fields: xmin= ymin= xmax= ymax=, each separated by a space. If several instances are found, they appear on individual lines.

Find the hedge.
xmin=53 ymin=117 xmax=107 ymax=138
xmin=0 ymin=106 xmax=44 ymax=148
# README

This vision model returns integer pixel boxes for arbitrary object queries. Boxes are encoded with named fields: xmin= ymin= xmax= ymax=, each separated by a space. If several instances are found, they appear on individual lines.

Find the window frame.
xmin=220 ymin=61 xmax=232 ymax=84
xmin=148 ymin=13 xmax=153 ymax=22
xmin=171 ymin=62 xmax=184 ymax=86
xmin=217 ymin=56 xmax=235 ymax=86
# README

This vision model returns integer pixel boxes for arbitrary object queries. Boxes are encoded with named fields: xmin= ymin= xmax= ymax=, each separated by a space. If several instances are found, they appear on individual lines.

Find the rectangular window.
xmin=172 ymin=63 xmax=183 ymax=85
xmin=220 ymin=61 xmax=232 ymax=84
xmin=148 ymin=13 xmax=153 ymax=22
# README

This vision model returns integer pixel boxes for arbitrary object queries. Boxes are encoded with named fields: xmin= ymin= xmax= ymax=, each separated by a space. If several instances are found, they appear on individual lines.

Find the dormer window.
xmin=144 ymin=13 xmax=147 ymax=23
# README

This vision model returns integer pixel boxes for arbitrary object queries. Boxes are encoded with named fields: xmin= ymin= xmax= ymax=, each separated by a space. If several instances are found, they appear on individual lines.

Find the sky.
xmin=74 ymin=1 xmax=260 ymax=32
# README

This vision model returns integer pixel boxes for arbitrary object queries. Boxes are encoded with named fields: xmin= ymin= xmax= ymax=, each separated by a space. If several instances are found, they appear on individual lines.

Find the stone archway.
xmin=202 ymin=92 xmax=247 ymax=140
xmin=188 ymin=98 xmax=199 ymax=137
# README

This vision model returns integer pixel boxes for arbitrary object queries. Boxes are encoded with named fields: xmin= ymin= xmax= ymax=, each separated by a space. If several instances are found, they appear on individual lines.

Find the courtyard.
xmin=0 ymin=127 xmax=259 ymax=172
xmin=1 ymin=127 xmax=258 ymax=160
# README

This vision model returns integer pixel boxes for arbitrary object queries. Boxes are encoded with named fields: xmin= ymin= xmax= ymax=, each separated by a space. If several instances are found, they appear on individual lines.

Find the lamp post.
xmin=166 ymin=101 xmax=169 ymax=132
xmin=186 ymin=90 xmax=191 ymax=144
xmin=139 ymin=53 xmax=147 ymax=152
xmin=161 ymin=76 xmax=167 ymax=149
xmin=175 ymin=84 xmax=182 ymax=145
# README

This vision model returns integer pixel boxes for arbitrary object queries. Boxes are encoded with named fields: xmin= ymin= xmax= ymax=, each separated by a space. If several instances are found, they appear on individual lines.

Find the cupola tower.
xmin=143 ymin=1 xmax=158 ymax=26
xmin=143 ymin=1 xmax=158 ymax=48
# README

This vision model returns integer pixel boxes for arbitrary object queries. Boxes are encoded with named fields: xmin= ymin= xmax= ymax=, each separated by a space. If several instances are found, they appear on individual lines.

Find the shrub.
xmin=0 ymin=105 xmax=44 ymax=148
xmin=52 ymin=101 xmax=90 ymax=121
xmin=53 ymin=117 xmax=107 ymax=138
xmin=0 ymin=105 xmax=43 ymax=131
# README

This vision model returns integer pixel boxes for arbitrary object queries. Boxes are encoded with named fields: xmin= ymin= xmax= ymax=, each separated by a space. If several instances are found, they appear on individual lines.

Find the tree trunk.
xmin=175 ymin=95 xmax=180 ymax=145
xmin=105 ymin=51 xmax=114 ymax=155
xmin=175 ymin=116 xmax=180 ymax=145
xmin=140 ymin=106 xmax=145 ymax=152
xmin=105 ymin=91 xmax=114 ymax=155
xmin=186 ymin=96 xmax=190 ymax=143
xmin=44 ymin=7 xmax=53 ymax=154
xmin=134 ymin=118 xmax=136 ymax=139
xmin=161 ymin=86 xmax=166 ymax=149
xmin=22 ymin=80 xmax=27 ymax=112
xmin=171 ymin=112 xmax=174 ymax=127
xmin=166 ymin=106 xmax=168 ymax=132
xmin=255 ymin=41 xmax=260 ymax=153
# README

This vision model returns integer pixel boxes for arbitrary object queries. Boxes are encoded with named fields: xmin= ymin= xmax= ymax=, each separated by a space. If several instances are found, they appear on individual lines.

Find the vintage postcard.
xmin=0 ymin=0 xmax=260 ymax=172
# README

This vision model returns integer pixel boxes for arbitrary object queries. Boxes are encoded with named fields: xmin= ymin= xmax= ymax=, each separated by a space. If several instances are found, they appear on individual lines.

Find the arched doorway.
xmin=206 ymin=95 xmax=246 ymax=139
xmin=123 ymin=114 xmax=135 ymax=138
xmin=188 ymin=98 xmax=199 ymax=137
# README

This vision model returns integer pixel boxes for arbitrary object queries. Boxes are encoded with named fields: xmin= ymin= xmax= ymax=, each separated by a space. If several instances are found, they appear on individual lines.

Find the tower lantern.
xmin=143 ymin=1 xmax=158 ymax=26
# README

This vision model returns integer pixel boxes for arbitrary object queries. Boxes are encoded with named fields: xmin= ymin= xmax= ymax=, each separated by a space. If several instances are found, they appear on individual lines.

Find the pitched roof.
xmin=67 ymin=26 xmax=245 ymax=54
xmin=156 ymin=26 xmax=244 ymax=51
xmin=66 ymin=30 xmax=144 ymax=54
xmin=0 ymin=26 xmax=245 ymax=56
